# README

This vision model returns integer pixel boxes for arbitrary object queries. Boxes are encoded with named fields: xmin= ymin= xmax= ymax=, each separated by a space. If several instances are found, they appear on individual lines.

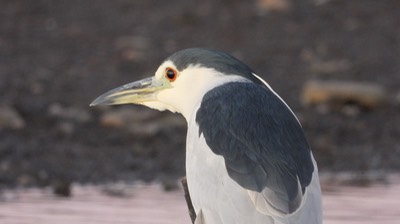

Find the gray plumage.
xmin=196 ymin=82 xmax=313 ymax=214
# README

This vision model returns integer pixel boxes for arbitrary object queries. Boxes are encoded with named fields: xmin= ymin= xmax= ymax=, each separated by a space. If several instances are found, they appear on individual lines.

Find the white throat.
xmin=157 ymin=65 xmax=250 ymax=122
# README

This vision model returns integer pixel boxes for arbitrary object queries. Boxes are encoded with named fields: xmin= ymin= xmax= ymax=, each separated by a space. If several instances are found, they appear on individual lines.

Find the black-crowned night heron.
xmin=91 ymin=48 xmax=323 ymax=224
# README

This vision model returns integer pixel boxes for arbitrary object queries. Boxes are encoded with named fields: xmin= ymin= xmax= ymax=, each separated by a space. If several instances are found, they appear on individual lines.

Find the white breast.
xmin=185 ymin=108 xmax=323 ymax=224
xmin=185 ymin=111 xmax=274 ymax=224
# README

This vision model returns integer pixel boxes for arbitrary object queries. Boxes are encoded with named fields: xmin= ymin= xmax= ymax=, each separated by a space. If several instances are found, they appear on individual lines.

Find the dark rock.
xmin=52 ymin=180 xmax=72 ymax=197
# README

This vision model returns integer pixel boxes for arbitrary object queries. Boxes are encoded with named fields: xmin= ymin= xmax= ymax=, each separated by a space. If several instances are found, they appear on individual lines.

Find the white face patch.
xmin=154 ymin=60 xmax=177 ymax=80
xmin=148 ymin=61 xmax=250 ymax=121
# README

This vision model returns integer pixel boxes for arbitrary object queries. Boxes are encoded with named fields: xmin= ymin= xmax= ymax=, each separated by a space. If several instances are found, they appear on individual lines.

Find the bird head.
xmin=90 ymin=48 xmax=257 ymax=120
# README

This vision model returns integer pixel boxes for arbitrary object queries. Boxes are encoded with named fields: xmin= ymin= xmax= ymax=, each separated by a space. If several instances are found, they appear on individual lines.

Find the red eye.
xmin=165 ymin=67 xmax=177 ymax=81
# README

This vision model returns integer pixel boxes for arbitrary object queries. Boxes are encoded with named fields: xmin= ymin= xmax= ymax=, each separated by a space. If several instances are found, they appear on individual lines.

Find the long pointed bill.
xmin=90 ymin=77 xmax=168 ymax=106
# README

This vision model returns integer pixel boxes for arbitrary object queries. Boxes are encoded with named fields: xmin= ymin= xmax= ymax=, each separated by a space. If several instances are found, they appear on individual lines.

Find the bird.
xmin=90 ymin=48 xmax=323 ymax=224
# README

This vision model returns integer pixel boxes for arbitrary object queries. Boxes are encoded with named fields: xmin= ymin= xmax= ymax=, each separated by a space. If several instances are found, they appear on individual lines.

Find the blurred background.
xmin=1 ymin=0 xmax=400 ymax=196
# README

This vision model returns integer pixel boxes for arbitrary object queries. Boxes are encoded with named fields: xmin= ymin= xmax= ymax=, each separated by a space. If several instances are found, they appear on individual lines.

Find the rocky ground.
xmin=1 ymin=0 xmax=400 ymax=189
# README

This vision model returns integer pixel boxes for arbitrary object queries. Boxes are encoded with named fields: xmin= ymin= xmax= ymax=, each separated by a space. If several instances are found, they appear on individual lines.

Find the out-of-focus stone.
xmin=127 ymin=123 xmax=160 ymax=138
xmin=56 ymin=121 xmax=75 ymax=135
xmin=99 ymin=107 xmax=185 ymax=139
xmin=101 ymin=182 xmax=130 ymax=197
xmin=120 ymin=48 xmax=143 ymax=61
xmin=115 ymin=36 xmax=149 ymax=50
xmin=161 ymin=178 xmax=179 ymax=192
xmin=52 ymin=180 xmax=72 ymax=197
xmin=256 ymin=0 xmax=291 ymax=13
xmin=114 ymin=36 xmax=149 ymax=61
xmin=395 ymin=91 xmax=400 ymax=107
xmin=99 ymin=107 xmax=159 ymax=128
xmin=100 ymin=111 xmax=125 ymax=128
xmin=18 ymin=174 xmax=35 ymax=186
xmin=100 ymin=107 xmax=186 ymax=139
xmin=314 ymin=0 xmax=332 ymax=6
xmin=340 ymin=104 xmax=361 ymax=117
xmin=159 ymin=114 xmax=186 ymax=129
xmin=301 ymin=80 xmax=386 ymax=109
xmin=0 ymin=106 xmax=25 ymax=130
xmin=309 ymin=59 xmax=351 ymax=75
xmin=48 ymin=103 xmax=91 ymax=123
xmin=301 ymin=49 xmax=351 ymax=75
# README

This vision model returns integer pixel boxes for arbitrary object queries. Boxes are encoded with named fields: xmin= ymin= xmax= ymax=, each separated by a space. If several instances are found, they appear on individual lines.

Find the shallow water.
xmin=1 ymin=175 xmax=399 ymax=224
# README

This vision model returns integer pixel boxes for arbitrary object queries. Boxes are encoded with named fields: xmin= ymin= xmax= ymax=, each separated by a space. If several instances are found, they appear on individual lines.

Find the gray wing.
xmin=196 ymin=81 xmax=314 ymax=214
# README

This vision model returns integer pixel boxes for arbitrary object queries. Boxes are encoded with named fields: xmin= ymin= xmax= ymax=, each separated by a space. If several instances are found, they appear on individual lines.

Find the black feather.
xmin=196 ymin=81 xmax=314 ymax=212
xmin=167 ymin=48 xmax=263 ymax=84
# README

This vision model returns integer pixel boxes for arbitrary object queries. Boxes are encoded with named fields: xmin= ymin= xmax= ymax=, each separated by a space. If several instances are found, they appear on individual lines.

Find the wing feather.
xmin=196 ymin=81 xmax=313 ymax=214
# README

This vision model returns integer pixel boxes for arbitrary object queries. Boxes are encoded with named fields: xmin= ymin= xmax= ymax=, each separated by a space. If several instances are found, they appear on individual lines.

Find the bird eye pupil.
xmin=165 ymin=68 xmax=177 ymax=81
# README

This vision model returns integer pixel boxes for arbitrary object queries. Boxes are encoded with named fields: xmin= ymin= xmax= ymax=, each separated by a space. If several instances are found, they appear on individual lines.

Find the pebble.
xmin=101 ymin=182 xmax=131 ymax=197
xmin=301 ymin=49 xmax=352 ymax=75
xmin=17 ymin=174 xmax=35 ymax=186
xmin=114 ymin=36 xmax=149 ymax=62
xmin=301 ymin=80 xmax=387 ymax=110
xmin=52 ymin=180 xmax=72 ymax=197
xmin=127 ymin=122 xmax=161 ymax=138
xmin=395 ymin=91 xmax=400 ymax=107
xmin=48 ymin=103 xmax=91 ymax=123
xmin=99 ymin=107 xmax=160 ymax=128
xmin=0 ymin=106 xmax=25 ymax=130
xmin=99 ymin=107 xmax=186 ymax=139
xmin=56 ymin=121 xmax=75 ymax=136
xmin=256 ymin=0 xmax=291 ymax=14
